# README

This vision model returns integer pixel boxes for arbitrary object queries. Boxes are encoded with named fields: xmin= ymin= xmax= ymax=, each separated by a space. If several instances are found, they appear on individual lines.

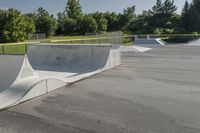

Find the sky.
xmin=0 ymin=0 xmax=192 ymax=16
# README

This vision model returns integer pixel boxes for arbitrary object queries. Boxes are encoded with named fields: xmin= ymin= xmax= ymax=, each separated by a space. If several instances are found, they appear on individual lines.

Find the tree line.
xmin=0 ymin=0 xmax=200 ymax=43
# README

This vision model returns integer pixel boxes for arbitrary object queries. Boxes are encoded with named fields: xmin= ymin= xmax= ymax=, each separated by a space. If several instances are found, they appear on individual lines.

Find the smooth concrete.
xmin=188 ymin=38 xmax=200 ymax=46
xmin=0 ymin=44 xmax=121 ymax=110
xmin=0 ymin=55 xmax=37 ymax=92
xmin=134 ymin=38 xmax=166 ymax=45
xmin=0 ymin=44 xmax=199 ymax=133
xmin=121 ymin=46 xmax=152 ymax=52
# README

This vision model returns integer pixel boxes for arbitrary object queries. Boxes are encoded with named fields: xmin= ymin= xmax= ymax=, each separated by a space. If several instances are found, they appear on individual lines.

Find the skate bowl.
xmin=0 ymin=44 xmax=121 ymax=110
xmin=134 ymin=38 xmax=166 ymax=45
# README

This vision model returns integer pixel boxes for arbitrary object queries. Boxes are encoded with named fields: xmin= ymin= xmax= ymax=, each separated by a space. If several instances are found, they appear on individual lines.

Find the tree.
xmin=57 ymin=0 xmax=83 ymax=34
xmin=162 ymin=0 xmax=177 ymax=14
xmin=78 ymin=15 xmax=98 ymax=34
xmin=62 ymin=17 xmax=77 ymax=34
xmin=118 ymin=6 xmax=136 ymax=30
xmin=0 ymin=9 xmax=35 ymax=42
xmin=66 ymin=0 xmax=82 ymax=19
xmin=188 ymin=0 xmax=200 ymax=32
xmin=128 ymin=10 xmax=153 ymax=34
xmin=152 ymin=0 xmax=163 ymax=14
xmin=90 ymin=12 xmax=107 ymax=31
xmin=34 ymin=7 xmax=58 ymax=37
xmin=98 ymin=17 xmax=107 ymax=31
xmin=149 ymin=0 xmax=178 ymax=32
xmin=181 ymin=1 xmax=191 ymax=32
xmin=104 ymin=12 xmax=119 ymax=31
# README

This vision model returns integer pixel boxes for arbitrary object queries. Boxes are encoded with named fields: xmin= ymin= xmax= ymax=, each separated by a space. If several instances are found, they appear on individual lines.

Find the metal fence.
xmin=0 ymin=43 xmax=28 ymax=55
xmin=0 ymin=33 xmax=200 ymax=55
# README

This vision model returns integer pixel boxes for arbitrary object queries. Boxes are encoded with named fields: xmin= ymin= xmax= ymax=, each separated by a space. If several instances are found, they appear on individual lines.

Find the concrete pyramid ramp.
xmin=134 ymin=38 xmax=166 ymax=45
xmin=188 ymin=38 xmax=200 ymax=46
xmin=121 ymin=46 xmax=152 ymax=53
xmin=0 ymin=44 xmax=121 ymax=110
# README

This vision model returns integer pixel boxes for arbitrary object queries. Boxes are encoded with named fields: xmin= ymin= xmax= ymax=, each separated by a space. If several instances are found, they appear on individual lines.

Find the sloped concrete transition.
xmin=0 ymin=44 xmax=121 ymax=110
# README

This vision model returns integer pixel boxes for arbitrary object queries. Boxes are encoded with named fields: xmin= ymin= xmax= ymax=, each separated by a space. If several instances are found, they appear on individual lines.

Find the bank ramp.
xmin=0 ymin=44 xmax=121 ymax=110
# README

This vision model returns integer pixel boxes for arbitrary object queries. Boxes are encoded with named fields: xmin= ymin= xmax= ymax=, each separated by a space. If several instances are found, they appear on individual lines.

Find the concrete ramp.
xmin=121 ymin=46 xmax=152 ymax=53
xmin=0 ymin=55 xmax=39 ymax=109
xmin=28 ymin=44 xmax=111 ymax=77
xmin=188 ymin=38 xmax=200 ymax=46
xmin=0 ymin=44 xmax=121 ymax=110
xmin=134 ymin=38 xmax=166 ymax=45
xmin=0 ymin=55 xmax=37 ymax=92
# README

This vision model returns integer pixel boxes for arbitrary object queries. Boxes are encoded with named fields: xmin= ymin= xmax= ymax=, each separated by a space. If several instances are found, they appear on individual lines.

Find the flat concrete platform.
xmin=1 ymin=44 xmax=200 ymax=133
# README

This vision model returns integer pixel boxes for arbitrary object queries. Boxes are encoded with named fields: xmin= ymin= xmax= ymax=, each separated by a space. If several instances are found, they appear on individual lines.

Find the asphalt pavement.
xmin=1 ymin=44 xmax=200 ymax=133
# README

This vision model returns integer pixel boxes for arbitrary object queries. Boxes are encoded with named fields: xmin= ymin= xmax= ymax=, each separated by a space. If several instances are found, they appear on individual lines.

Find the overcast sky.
xmin=0 ymin=0 xmax=192 ymax=15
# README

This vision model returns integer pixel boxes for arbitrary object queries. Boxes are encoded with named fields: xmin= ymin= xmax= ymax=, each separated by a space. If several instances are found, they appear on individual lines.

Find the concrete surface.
xmin=0 ymin=44 xmax=200 ymax=133
xmin=188 ymin=38 xmax=200 ymax=46
xmin=0 ymin=55 xmax=37 ymax=92
xmin=134 ymin=38 xmax=166 ymax=45
xmin=0 ymin=44 xmax=121 ymax=110
xmin=121 ymin=46 xmax=152 ymax=52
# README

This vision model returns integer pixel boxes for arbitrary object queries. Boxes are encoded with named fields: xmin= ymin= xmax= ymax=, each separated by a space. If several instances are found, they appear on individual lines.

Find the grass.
xmin=0 ymin=44 xmax=26 ymax=55
xmin=49 ymin=35 xmax=90 ymax=40
xmin=0 ymin=36 xmax=113 ymax=55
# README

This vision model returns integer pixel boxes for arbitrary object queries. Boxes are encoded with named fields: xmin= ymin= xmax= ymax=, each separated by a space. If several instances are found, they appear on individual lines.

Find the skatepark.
xmin=1 ymin=37 xmax=200 ymax=133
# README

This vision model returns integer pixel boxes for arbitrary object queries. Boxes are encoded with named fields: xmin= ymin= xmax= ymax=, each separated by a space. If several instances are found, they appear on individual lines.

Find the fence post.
xmin=2 ymin=45 xmax=5 ymax=54
xmin=25 ymin=43 xmax=28 ymax=54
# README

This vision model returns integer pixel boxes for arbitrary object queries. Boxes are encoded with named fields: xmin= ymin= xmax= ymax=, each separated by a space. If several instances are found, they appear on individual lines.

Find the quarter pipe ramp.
xmin=0 ymin=44 xmax=121 ymax=110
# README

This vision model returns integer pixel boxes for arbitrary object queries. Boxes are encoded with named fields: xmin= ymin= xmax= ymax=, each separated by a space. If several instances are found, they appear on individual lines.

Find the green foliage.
xmin=181 ymin=1 xmax=191 ymax=33
xmin=128 ymin=10 xmax=152 ymax=34
xmin=89 ymin=12 xmax=108 ymax=32
xmin=0 ymin=9 xmax=35 ymax=43
xmin=187 ymin=0 xmax=200 ymax=32
xmin=78 ymin=15 xmax=98 ymax=34
xmin=34 ymin=7 xmax=57 ymax=37
xmin=57 ymin=0 xmax=83 ymax=34
xmin=118 ymin=6 xmax=136 ymax=30
xmin=66 ymin=0 xmax=83 ymax=19
xmin=104 ymin=12 xmax=119 ymax=31
xmin=163 ymin=35 xmax=199 ymax=43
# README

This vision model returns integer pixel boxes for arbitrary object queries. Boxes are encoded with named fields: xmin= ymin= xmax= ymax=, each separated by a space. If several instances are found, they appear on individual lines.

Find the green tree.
xmin=149 ymin=0 xmax=177 ymax=33
xmin=57 ymin=0 xmax=83 ymax=34
xmin=104 ymin=12 xmax=119 ymax=31
xmin=90 ymin=12 xmax=107 ymax=31
xmin=188 ymin=0 xmax=200 ymax=32
xmin=152 ymin=0 xmax=163 ymax=14
xmin=181 ymin=1 xmax=191 ymax=32
xmin=0 ymin=9 xmax=35 ymax=42
xmin=78 ymin=15 xmax=98 ymax=34
xmin=66 ymin=0 xmax=82 ymax=19
xmin=162 ymin=0 xmax=177 ymax=14
xmin=35 ymin=7 xmax=58 ymax=37
xmin=128 ymin=10 xmax=152 ymax=34
xmin=118 ymin=6 xmax=136 ymax=30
